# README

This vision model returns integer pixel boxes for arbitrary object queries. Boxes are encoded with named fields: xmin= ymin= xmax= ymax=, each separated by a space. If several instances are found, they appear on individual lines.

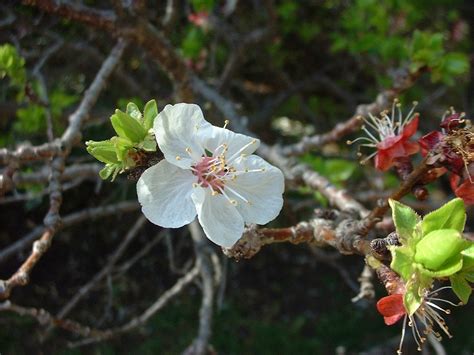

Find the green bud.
xmin=414 ymin=229 xmax=467 ymax=271
xmin=421 ymin=198 xmax=466 ymax=235
xmin=110 ymin=109 xmax=147 ymax=143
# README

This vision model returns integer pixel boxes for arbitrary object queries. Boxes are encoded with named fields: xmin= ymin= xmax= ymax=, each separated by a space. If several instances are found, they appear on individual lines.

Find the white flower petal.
xmin=226 ymin=155 xmax=284 ymax=224
xmin=200 ymin=126 xmax=260 ymax=161
xmin=191 ymin=187 xmax=244 ymax=247
xmin=154 ymin=103 xmax=212 ymax=169
xmin=137 ymin=160 xmax=196 ymax=228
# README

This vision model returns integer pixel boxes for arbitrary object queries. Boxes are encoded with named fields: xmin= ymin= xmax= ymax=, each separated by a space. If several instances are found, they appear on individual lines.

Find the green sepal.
xmin=421 ymin=198 xmax=466 ymax=235
xmin=86 ymin=140 xmax=119 ymax=164
xmin=404 ymin=281 xmax=422 ymax=316
xmin=450 ymin=274 xmax=472 ymax=304
xmin=414 ymin=229 xmax=467 ymax=271
xmin=110 ymin=109 xmax=147 ymax=143
xmin=389 ymin=199 xmax=420 ymax=243
xmin=126 ymin=102 xmax=142 ymax=122
xmin=390 ymin=245 xmax=415 ymax=281
xmin=143 ymin=99 xmax=158 ymax=131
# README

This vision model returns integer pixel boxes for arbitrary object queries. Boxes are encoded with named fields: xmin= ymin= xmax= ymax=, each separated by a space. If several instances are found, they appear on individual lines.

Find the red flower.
xmin=375 ymin=116 xmax=420 ymax=171
xmin=376 ymin=293 xmax=406 ymax=325
xmin=350 ymin=101 xmax=420 ymax=171
xmin=450 ymin=174 xmax=474 ymax=204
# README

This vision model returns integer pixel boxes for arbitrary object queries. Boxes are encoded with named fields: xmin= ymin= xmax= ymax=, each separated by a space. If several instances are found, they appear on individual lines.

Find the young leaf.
xmin=126 ymin=102 xmax=142 ymax=121
xmin=450 ymin=274 xmax=472 ymax=304
xmin=414 ymin=229 xmax=467 ymax=271
xmin=389 ymin=199 xmax=420 ymax=241
xmin=143 ymin=99 xmax=158 ymax=131
xmin=421 ymin=198 xmax=466 ymax=235
xmin=390 ymin=246 xmax=415 ymax=281
xmin=110 ymin=110 xmax=147 ymax=143
xmin=99 ymin=163 xmax=120 ymax=180
xmin=86 ymin=140 xmax=119 ymax=164
xmin=460 ymin=244 xmax=474 ymax=272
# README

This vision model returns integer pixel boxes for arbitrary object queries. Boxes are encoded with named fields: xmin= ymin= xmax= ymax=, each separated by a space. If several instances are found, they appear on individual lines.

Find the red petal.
xmin=383 ymin=313 xmax=406 ymax=326
xmin=377 ymin=135 xmax=402 ymax=150
xmin=375 ymin=150 xmax=395 ymax=171
xmin=450 ymin=174 xmax=461 ymax=191
xmin=454 ymin=179 xmax=474 ymax=205
xmin=376 ymin=294 xmax=406 ymax=326
xmin=418 ymin=131 xmax=444 ymax=156
xmin=402 ymin=141 xmax=420 ymax=156
xmin=402 ymin=116 xmax=419 ymax=138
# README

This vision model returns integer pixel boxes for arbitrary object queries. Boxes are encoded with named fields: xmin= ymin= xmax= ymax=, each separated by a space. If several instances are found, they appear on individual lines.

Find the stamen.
xmin=227 ymin=139 xmax=258 ymax=163
xmin=224 ymin=185 xmax=249 ymax=204
xmin=223 ymin=119 xmax=230 ymax=129
xmin=176 ymin=156 xmax=181 ymax=160
xmin=397 ymin=315 xmax=407 ymax=354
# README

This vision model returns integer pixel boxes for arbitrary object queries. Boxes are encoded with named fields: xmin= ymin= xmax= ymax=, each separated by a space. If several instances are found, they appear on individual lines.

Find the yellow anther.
xmin=230 ymin=200 xmax=237 ymax=205
xmin=223 ymin=119 xmax=230 ymax=129
xmin=176 ymin=156 xmax=181 ymax=160
xmin=185 ymin=147 xmax=192 ymax=153
xmin=211 ymin=191 xmax=218 ymax=196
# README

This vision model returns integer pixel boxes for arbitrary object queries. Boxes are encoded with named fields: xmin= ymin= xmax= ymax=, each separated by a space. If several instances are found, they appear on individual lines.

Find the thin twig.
xmin=55 ymin=216 xmax=147 ymax=321
xmin=0 ymin=201 xmax=139 ymax=263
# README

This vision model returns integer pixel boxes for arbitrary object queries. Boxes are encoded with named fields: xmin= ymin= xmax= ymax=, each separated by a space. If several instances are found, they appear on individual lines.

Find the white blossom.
xmin=137 ymin=103 xmax=285 ymax=247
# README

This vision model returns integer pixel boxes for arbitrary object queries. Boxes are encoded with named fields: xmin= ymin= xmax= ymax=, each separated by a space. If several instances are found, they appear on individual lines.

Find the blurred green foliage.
xmin=331 ymin=0 xmax=469 ymax=85
xmin=0 ymin=43 xmax=26 ymax=89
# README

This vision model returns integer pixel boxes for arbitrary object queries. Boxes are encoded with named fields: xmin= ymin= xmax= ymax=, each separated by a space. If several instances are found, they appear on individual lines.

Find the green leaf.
xmin=389 ymin=199 xmax=420 ymax=241
xmin=143 ymin=99 xmax=158 ymax=131
xmin=443 ymin=52 xmax=469 ymax=76
xmin=390 ymin=245 xmax=415 ymax=281
xmin=110 ymin=110 xmax=147 ymax=143
xmin=110 ymin=136 xmax=134 ymax=163
xmin=99 ymin=164 xmax=121 ymax=181
xmin=450 ymin=274 xmax=472 ymax=304
xmin=461 ymin=244 xmax=474 ymax=272
xmin=126 ymin=102 xmax=142 ymax=121
xmin=86 ymin=140 xmax=120 ymax=164
xmin=465 ymin=271 xmax=474 ymax=283
xmin=140 ymin=134 xmax=157 ymax=152
xmin=421 ymin=198 xmax=466 ymax=235
xmin=414 ymin=229 xmax=467 ymax=271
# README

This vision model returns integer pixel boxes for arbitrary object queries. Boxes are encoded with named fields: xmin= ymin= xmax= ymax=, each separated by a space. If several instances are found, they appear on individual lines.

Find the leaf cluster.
xmin=389 ymin=198 xmax=473 ymax=314
xmin=86 ymin=100 xmax=158 ymax=180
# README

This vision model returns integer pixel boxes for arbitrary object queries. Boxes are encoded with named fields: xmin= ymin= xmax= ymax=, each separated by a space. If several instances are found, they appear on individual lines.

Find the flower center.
xmin=192 ymin=155 xmax=228 ymax=190
xmin=188 ymin=138 xmax=263 ymax=206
